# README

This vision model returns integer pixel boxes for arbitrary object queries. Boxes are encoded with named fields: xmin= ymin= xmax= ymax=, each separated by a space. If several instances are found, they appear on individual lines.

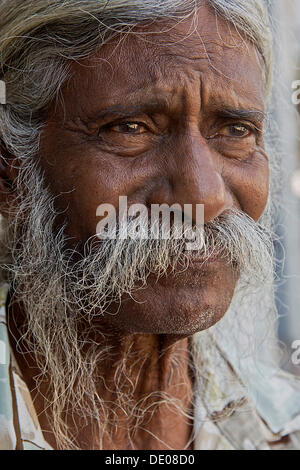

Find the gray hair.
xmin=0 ymin=0 xmax=272 ymax=164
xmin=0 ymin=0 xmax=277 ymax=449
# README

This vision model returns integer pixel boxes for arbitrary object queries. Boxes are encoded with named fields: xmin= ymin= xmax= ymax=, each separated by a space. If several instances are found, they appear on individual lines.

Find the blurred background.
xmin=269 ymin=0 xmax=300 ymax=374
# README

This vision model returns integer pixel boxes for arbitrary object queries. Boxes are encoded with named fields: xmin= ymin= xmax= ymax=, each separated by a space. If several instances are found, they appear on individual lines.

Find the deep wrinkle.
xmin=3 ymin=3 xmax=270 ymax=450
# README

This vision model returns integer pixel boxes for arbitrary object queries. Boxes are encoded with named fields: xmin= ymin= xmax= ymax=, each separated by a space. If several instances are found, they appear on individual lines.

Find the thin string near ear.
xmin=0 ymin=80 xmax=6 ymax=105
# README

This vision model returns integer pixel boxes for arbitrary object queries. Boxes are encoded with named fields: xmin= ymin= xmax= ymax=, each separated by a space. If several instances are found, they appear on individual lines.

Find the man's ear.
xmin=0 ymin=140 xmax=19 ymax=218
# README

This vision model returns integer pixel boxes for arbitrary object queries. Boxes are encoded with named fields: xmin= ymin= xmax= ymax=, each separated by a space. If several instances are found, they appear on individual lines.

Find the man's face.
xmin=39 ymin=5 xmax=269 ymax=336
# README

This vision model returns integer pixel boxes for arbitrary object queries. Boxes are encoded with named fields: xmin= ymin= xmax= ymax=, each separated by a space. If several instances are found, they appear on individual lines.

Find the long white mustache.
xmin=64 ymin=208 xmax=273 ymax=317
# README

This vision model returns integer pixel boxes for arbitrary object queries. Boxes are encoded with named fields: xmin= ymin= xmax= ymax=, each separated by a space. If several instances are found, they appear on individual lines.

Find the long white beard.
xmin=0 ymin=158 xmax=275 ymax=448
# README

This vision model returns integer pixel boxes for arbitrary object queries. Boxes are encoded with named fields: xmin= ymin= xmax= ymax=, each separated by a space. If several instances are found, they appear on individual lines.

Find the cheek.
xmin=225 ymin=157 xmax=269 ymax=221
xmin=42 ymin=146 xmax=157 ymax=243
xmin=61 ymin=166 xmax=130 ymax=242
xmin=39 ymin=153 xmax=124 ymax=242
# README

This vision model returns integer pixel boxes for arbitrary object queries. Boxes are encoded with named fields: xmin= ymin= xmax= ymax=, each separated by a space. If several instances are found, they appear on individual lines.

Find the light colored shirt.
xmin=0 ymin=283 xmax=300 ymax=450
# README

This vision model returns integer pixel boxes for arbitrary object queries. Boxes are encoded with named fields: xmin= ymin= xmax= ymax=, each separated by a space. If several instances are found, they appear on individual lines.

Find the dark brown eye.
xmin=220 ymin=124 xmax=251 ymax=138
xmin=108 ymin=122 xmax=147 ymax=134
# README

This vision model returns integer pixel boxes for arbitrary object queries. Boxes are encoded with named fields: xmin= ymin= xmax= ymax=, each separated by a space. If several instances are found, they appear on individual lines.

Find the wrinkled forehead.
xmin=59 ymin=4 xmax=265 ymax=120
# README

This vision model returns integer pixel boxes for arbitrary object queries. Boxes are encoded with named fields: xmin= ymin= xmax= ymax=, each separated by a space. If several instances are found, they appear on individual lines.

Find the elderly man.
xmin=0 ymin=0 xmax=299 ymax=451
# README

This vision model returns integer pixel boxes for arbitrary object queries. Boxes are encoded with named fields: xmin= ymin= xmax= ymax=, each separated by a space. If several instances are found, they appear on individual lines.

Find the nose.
xmin=148 ymin=133 xmax=233 ymax=224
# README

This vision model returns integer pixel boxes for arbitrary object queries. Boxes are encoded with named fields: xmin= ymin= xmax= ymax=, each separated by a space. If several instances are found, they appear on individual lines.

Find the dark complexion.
xmin=3 ymin=4 xmax=268 ymax=449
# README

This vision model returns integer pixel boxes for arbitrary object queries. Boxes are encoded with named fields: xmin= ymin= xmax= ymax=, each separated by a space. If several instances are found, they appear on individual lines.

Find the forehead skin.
xmin=54 ymin=5 xmax=265 ymax=125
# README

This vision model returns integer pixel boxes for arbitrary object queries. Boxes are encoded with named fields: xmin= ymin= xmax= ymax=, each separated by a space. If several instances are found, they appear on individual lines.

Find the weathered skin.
xmin=0 ymin=4 xmax=268 ymax=449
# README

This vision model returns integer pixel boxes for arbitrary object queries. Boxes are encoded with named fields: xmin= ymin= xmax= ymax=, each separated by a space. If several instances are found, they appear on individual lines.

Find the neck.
xmin=8 ymin=300 xmax=194 ymax=450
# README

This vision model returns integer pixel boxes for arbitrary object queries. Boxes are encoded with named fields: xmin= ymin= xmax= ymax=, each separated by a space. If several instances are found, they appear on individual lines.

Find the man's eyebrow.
xmin=85 ymin=101 xmax=266 ymax=125
xmin=216 ymin=107 xmax=266 ymax=124
xmin=88 ymin=97 xmax=171 ymax=122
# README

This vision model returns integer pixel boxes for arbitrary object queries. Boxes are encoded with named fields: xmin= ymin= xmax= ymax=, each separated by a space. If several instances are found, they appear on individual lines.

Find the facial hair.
xmin=0 ymin=158 xmax=274 ymax=449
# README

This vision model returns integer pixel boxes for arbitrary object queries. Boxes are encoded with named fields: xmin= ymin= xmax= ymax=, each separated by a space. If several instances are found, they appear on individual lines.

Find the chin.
xmin=106 ymin=282 xmax=236 ymax=337
xmin=103 ymin=260 xmax=238 ymax=336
